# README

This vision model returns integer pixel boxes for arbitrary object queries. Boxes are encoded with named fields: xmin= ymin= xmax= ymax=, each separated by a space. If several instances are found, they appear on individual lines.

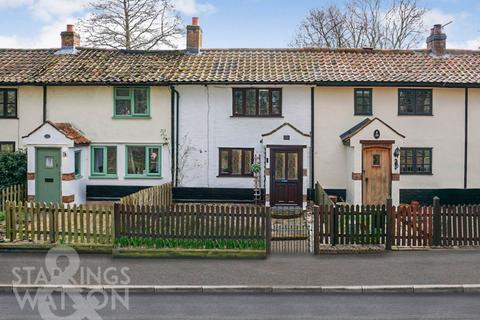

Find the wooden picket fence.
xmin=315 ymin=204 xmax=387 ymax=247
xmin=393 ymin=205 xmax=433 ymax=247
xmin=120 ymin=183 xmax=172 ymax=207
xmin=439 ymin=205 xmax=480 ymax=246
xmin=5 ymin=201 xmax=113 ymax=245
xmin=1 ymin=184 xmax=26 ymax=212
xmin=114 ymin=203 xmax=269 ymax=242
xmin=313 ymin=198 xmax=480 ymax=253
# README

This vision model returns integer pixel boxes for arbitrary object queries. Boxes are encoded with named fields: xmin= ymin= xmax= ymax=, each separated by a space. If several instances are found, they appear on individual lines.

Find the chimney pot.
xmin=426 ymin=24 xmax=447 ymax=56
xmin=66 ymin=24 xmax=74 ymax=32
xmin=186 ymin=17 xmax=202 ymax=54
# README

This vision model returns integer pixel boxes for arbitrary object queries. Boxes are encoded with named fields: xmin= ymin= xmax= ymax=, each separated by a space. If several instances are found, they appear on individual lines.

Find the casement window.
xmin=91 ymin=146 xmax=117 ymax=177
xmin=219 ymin=148 xmax=254 ymax=177
xmin=0 ymin=89 xmax=17 ymax=118
xmin=398 ymin=89 xmax=432 ymax=115
xmin=354 ymin=88 xmax=372 ymax=115
xmin=126 ymin=146 xmax=161 ymax=177
xmin=0 ymin=142 xmax=15 ymax=153
xmin=74 ymin=150 xmax=82 ymax=178
xmin=114 ymin=87 xmax=150 ymax=117
xmin=232 ymin=88 xmax=282 ymax=117
xmin=400 ymin=148 xmax=432 ymax=174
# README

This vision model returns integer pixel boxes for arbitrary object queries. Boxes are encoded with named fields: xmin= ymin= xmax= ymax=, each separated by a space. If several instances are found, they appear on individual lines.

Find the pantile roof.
xmin=1 ymin=47 xmax=480 ymax=86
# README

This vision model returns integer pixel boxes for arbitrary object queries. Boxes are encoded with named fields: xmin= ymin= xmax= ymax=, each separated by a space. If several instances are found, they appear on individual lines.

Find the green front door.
xmin=35 ymin=148 xmax=61 ymax=203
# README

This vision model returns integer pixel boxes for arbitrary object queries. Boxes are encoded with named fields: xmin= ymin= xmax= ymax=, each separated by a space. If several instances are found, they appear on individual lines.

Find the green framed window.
xmin=354 ymin=88 xmax=372 ymax=115
xmin=398 ymin=89 xmax=432 ymax=115
xmin=114 ymin=87 xmax=150 ymax=117
xmin=126 ymin=146 xmax=161 ymax=177
xmin=74 ymin=150 xmax=82 ymax=178
xmin=400 ymin=148 xmax=432 ymax=174
xmin=91 ymin=146 xmax=117 ymax=177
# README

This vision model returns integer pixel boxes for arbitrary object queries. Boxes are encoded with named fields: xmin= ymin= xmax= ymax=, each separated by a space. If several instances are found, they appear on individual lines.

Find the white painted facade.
xmin=314 ymin=86 xmax=476 ymax=205
xmin=0 ymin=86 xmax=43 ymax=150
xmin=176 ymin=85 xmax=312 ymax=207
xmin=18 ymin=86 xmax=172 ymax=204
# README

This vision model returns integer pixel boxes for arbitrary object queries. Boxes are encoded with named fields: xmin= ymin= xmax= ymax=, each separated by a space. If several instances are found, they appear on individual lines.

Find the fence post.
xmin=331 ymin=205 xmax=338 ymax=246
xmin=432 ymin=197 xmax=441 ymax=246
xmin=313 ymin=205 xmax=320 ymax=254
xmin=113 ymin=203 xmax=121 ymax=241
xmin=49 ymin=203 xmax=56 ymax=243
xmin=385 ymin=198 xmax=393 ymax=250
xmin=266 ymin=207 xmax=272 ymax=254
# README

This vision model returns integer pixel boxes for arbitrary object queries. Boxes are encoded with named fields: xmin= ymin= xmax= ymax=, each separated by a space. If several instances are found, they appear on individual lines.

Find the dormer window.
xmin=232 ymin=88 xmax=282 ymax=117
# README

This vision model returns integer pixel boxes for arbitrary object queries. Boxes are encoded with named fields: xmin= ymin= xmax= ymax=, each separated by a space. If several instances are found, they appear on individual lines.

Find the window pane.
xmin=399 ymin=90 xmax=414 ymax=114
xmin=233 ymin=90 xmax=243 ymax=115
xmin=6 ymin=104 xmax=16 ymax=117
xmin=220 ymin=150 xmax=230 ymax=174
xmin=106 ymin=146 xmax=117 ymax=174
xmin=0 ymin=104 xmax=3 ymax=117
xmin=275 ymin=152 xmax=286 ymax=180
xmin=93 ymin=148 xmax=104 ymax=174
xmin=245 ymin=89 xmax=256 ymax=115
xmin=416 ymin=90 xmax=432 ymax=114
xmin=258 ymin=90 xmax=269 ymax=115
xmin=133 ymin=88 xmax=148 ymax=114
xmin=244 ymin=150 xmax=253 ymax=174
xmin=287 ymin=153 xmax=298 ymax=180
xmin=232 ymin=149 xmax=242 ymax=175
xmin=115 ymin=99 xmax=131 ymax=115
xmin=116 ymin=88 xmax=130 ymax=97
xmin=127 ymin=146 xmax=145 ymax=175
xmin=148 ymin=147 xmax=160 ymax=174
xmin=74 ymin=151 xmax=81 ymax=176
xmin=7 ymin=91 xmax=15 ymax=104
xmin=271 ymin=90 xmax=281 ymax=115
xmin=0 ymin=143 xmax=13 ymax=152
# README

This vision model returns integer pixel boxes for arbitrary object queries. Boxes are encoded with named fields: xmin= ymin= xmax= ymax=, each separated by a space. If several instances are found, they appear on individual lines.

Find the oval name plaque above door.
xmin=373 ymin=129 xmax=380 ymax=139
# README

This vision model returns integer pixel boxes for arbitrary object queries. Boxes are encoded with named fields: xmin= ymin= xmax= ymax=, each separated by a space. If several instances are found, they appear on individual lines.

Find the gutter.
xmin=464 ymin=88 xmax=469 ymax=189
xmin=310 ymin=87 xmax=315 ymax=195
xmin=42 ymin=85 xmax=47 ymax=123
xmin=170 ymin=86 xmax=175 ymax=186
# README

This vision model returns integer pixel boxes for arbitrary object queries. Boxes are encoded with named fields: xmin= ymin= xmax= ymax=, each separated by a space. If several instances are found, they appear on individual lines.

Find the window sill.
xmin=75 ymin=175 xmax=82 ymax=180
xmin=230 ymin=115 xmax=283 ymax=119
xmin=354 ymin=113 xmax=373 ymax=116
xmin=400 ymin=172 xmax=433 ymax=176
xmin=397 ymin=114 xmax=433 ymax=116
xmin=217 ymin=175 xmax=254 ymax=178
xmin=112 ymin=116 xmax=151 ymax=120
xmin=124 ymin=176 xmax=163 ymax=180
xmin=89 ymin=175 xmax=118 ymax=179
xmin=0 ymin=117 xmax=19 ymax=120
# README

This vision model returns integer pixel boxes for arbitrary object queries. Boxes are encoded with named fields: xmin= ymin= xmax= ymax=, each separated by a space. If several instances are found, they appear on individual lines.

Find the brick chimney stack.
xmin=186 ymin=17 xmax=202 ymax=54
xmin=61 ymin=24 xmax=80 ymax=49
xmin=426 ymin=24 xmax=447 ymax=56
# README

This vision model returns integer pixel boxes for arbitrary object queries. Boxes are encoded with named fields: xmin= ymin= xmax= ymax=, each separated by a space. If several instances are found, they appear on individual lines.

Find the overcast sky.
xmin=0 ymin=0 xmax=478 ymax=50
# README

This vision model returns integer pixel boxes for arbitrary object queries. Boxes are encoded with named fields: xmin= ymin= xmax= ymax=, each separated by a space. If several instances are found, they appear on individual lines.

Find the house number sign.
xmin=373 ymin=129 xmax=380 ymax=139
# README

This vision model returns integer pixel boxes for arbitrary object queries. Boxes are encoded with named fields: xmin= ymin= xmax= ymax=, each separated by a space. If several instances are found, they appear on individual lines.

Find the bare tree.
xmin=291 ymin=0 xmax=426 ymax=49
xmin=78 ymin=0 xmax=183 ymax=50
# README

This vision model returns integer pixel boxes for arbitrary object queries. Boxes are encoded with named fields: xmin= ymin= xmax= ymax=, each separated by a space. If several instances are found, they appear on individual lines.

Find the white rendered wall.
xmin=315 ymin=87 xmax=466 ymax=202
xmin=177 ymin=85 xmax=312 ymax=191
xmin=1 ymin=86 xmax=43 ymax=150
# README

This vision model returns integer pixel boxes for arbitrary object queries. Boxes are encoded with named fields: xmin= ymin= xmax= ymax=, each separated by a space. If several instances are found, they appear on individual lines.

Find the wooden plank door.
xmin=362 ymin=144 xmax=391 ymax=205
xmin=270 ymin=148 xmax=303 ymax=206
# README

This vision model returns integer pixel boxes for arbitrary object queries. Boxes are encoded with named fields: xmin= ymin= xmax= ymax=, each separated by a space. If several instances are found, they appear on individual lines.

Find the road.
xmin=1 ymin=249 xmax=480 ymax=286
xmin=0 ymin=292 xmax=479 ymax=319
